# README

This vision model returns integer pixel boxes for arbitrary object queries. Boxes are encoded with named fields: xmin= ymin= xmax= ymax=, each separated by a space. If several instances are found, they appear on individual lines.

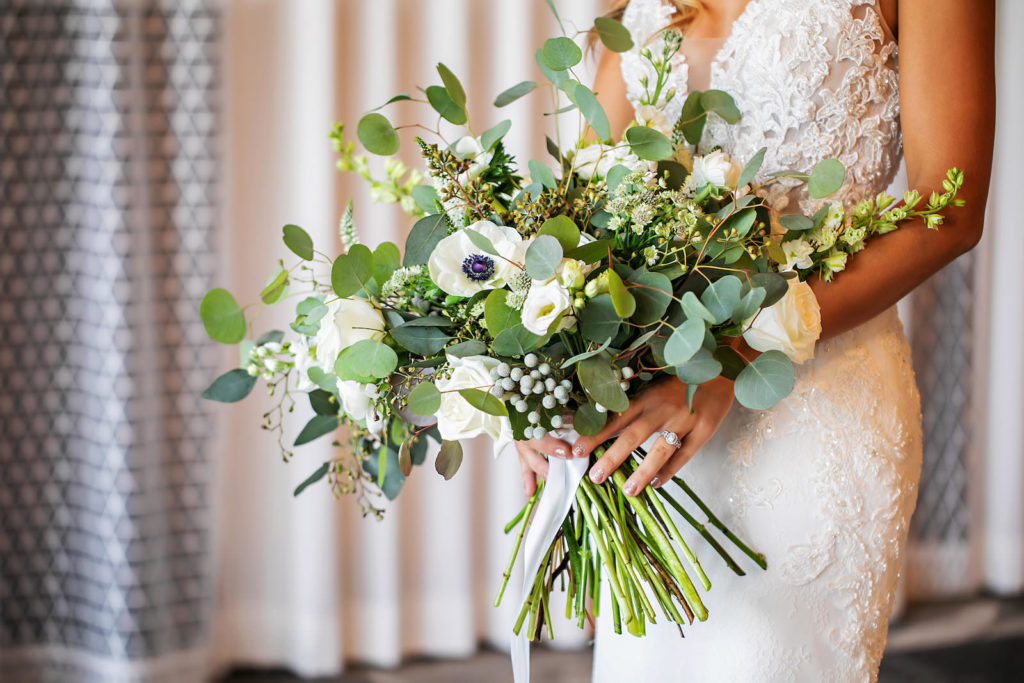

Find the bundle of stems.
xmin=495 ymin=447 xmax=766 ymax=639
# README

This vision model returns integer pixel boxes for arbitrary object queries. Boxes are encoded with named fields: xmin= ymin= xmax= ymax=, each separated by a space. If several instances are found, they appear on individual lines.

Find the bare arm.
xmin=811 ymin=0 xmax=995 ymax=339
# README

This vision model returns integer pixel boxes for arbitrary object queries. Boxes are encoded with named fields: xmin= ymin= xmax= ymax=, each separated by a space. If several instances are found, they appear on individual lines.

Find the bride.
xmin=515 ymin=0 xmax=994 ymax=679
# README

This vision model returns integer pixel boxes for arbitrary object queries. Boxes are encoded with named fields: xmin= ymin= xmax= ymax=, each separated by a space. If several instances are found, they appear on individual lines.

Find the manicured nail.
xmin=651 ymin=476 xmax=662 ymax=488
xmin=623 ymin=480 xmax=638 ymax=496
xmin=589 ymin=467 xmax=604 ymax=483
xmin=572 ymin=444 xmax=586 ymax=457
xmin=555 ymin=446 xmax=568 ymax=458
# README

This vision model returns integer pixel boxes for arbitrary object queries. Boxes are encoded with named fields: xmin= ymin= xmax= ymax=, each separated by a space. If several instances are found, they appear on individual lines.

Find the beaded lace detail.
xmin=594 ymin=3 xmax=919 ymax=682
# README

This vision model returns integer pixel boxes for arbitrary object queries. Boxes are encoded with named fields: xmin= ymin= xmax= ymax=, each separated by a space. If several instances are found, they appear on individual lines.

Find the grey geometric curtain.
xmin=0 ymin=1 xmax=219 ymax=681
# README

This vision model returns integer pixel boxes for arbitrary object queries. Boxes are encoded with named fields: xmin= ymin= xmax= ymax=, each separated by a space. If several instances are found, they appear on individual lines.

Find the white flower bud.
xmin=542 ymin=395 xmax=556 ymax=409
xmin=532 ymin=426 xmax=547 ymax=440
xmin=510 ymin=367 xmax=524 ymax=381
xmin=553 ymin=386 xmax=569 ymax=401
xmin=621 ymin=367 xmax=634 ymax=379
xmin=538 ymin=363 xmax=551 ymax=375
xmin=497 ymin=362 xmax=511 ymax=377
xmin=532 ymin=383 xmax=544 ymax=395
xmin=595 ymin=403 xmax=607 ymax=414
xmin=550 ymin=415 xmax=564 ymax=429
xmin=527 ymin=411 xmax=540 ymax=425
xmin=501 ymin=377 xmax=515 ymax=391
xmin=515 ymin=401 xmax=529 ymax=413
xmin=524 ymin=353 xmax=538 ymax=368
xmin=544 ymin=378 xmax=556 ymax=391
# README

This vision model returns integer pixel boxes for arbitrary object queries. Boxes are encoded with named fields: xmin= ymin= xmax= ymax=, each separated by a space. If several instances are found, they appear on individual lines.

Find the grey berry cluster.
xmin=489 ymin=353 xmax=572 ymax=440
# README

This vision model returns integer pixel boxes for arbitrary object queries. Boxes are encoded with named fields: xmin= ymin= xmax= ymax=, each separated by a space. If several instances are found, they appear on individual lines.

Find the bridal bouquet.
xmin=200 ymin=5 xmax=963 ymax=646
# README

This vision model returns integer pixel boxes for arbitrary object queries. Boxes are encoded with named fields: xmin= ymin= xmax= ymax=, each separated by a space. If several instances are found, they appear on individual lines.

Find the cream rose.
xmin=427 ymin=221 xmax=526 ymax=297
xmin=743 ymin=279 xmax=822 ymax=364
xmin=573 ymin=143 xmax=650 ymax=181
xmin=314 ymin=298 xmax=386 ymax=368
xmin=435 ymin=355 xmax=506 ymax=441
xmin=521 ymin=280 xmax=572 ymax=336
xmin=690 ymin=150 xmax=742 ymax=188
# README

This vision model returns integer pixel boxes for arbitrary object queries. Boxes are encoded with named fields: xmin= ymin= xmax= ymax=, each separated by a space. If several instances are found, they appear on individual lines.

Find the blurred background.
xmin=1 ymin=0 xmax=1022 ymax=681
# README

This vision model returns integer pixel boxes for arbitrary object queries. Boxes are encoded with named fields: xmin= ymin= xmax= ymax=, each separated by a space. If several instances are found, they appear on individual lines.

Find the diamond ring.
xmin=657 ymin=429 xmax=682 ymax=450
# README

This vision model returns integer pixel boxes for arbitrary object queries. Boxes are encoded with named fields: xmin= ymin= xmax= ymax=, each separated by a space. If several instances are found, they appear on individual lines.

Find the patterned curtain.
xmin=0 ymin=1 xmax=220 ymax=681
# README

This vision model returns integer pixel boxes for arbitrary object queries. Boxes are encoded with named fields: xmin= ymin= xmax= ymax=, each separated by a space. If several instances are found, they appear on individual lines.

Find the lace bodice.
xmin=621 ymin=0 xmax=901 ymax=213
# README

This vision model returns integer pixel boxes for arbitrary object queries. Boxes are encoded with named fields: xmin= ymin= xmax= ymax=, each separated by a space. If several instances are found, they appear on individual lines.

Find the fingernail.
xmin=651 ymin=476 xmax=662 ymax=488
xmin=589 ymin=467 xmax=604 ymax=484
xmin=572 ymin=444 xmax=586 ymax=457
xmin=623 ymin=480 xmax=638 ymax=496
xmin=555 ymin=446 xmax=568 ymax=458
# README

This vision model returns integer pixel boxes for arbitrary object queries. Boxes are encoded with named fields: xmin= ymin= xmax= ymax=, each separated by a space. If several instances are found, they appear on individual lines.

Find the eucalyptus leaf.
xmin=202 ymin=368 xmax=257 ymax=403
xmin=807 ymin=158 xmax=846 ymax=199
xmin=528 ymin=160 xmax=558 ymax=190
xmin=411 ymin=185 xmax=441 ymax=214
xmin=535 ymin=48 xmax=568 ymax=87
xmin=538 ymin=215 xmax=580 ymax=252
xmin=436 ymin=440 xmax=464 ymax=480
xmin=363 ymin=447 xmax=406 ymax=500
xmin=593 ymin=16 xmax=634 ymax=52
xmin=577 ymin=357 xmax=629 ymax=413
xmin=403 ymin=213 xmax=448 ymax=267
xmin=492 ymin=325 xmax=542 ymax=357
xmin=560 ymin=337 xmax=613 ymax=368
xmin=436 ymin=62 xmax=466 ymax=108
xmin=566 ymin=239 xmax=612 ymax=264
xmin=407 ymin=381 xmax=441 ymax=416
xmin=390 ymin=322 xmax=451 ymax=356
xmin=700 ymin=275 xmax=743 ymax=324
xmin=628 ymin=268 xmax=672 ymax=325
xmin=331 ymin=244 xmax=374 ymax=297
xmin=714 ymin=345 xmax=746 ymax=381
xmin=485 ymin=289 xmax=521 ymax=336
xmin=624 ymin=125 xmax=673 ymax=161
xmin=680 ymin=291 xmax=716 ymax=324
xmin=744 ymin=272 xmax=789 ymax=307
xmin=293 ymin=462 xmax=330 ymax=497
xmin=562 ymin=80 xmax=611 ymax=141
xmin=372 ymin=92 xmax=412 ymax=110
xmin=605 ymin=164 xmax=631 ymax=191
xmin=200 ymin=288 xmax=246 ymax=344
xmin=260 ymin=267 xmax=288 ymax=304
xmin=426 ymin=85 xmax=467 ymax=125
xmin=678 ymin=90 xmax=706 ymax=145
xmin=282 ymin=224 xmax=314 ymax=260
xmin=458 ymin=388 xmax=509 ymax=417
xmin=701 ymin=89 xmax=741 ymax=123
xmin=674 ymin=348 xmax=723 ymax=384
xmin=579 ymin=294 xmax=620 ymax=343
xmin=541 ymin=36 xmax=582 ymax=71
xmin=606 ymin=269 xmax=636 ymax=318
xmin=722 ymin=208 xmax=757 ymax=239
xmin=399 ymin=440 xmax=413 ymax=476
xmin=733 ymin=350 xmax=795 ymax=410
xmin=574 ymin=403 xmax=607 ymax=436
xmin=481 ymin=119 xmax=511 ymax=151
xmin=294 ymin=415 xmax=340 ymax=446
xmin=446 ymin=339 xmax=488 ymax=357
xmin=335 ymin=339 xmax=398 ymax=381
xmin=307 ymin=367 xmax=338 ymax=393
xmin=494 ymin=80 xmax=536 ymax=107
xmin=465 ymin=228 xmax=499 ymax=256
xmin=525 ymin=234 xmax=563 ymax=280
xmin=664 ymin=318 xmax=706 ymax=366
xmin=256 ymin=330 xmax=284 ymax=346
xmin=309 ymin=389 xmax=337 ymax=416
xmin=736 ymin=147 xmax=766 ymax=189
xmin=291 ymin=297 xmax=328 ymax=336
xmin=373 ymin=242 xmax=401 ymax=287
xmin=356 ymin=113 xmax=399 ymax=155
xmin=779 ymin=214 xmax=815 ymax=231
xmin=733 ymin=286 xmax=767 ymax=324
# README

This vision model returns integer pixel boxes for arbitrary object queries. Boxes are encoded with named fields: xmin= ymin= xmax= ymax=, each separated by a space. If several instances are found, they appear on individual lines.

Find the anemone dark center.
xmin=462 ymin=254 xmax=495 ymax=282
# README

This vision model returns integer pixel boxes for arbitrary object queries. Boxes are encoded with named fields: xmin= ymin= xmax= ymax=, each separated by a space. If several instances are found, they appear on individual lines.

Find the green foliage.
xmin=294 ymin=415 xmax=340 ymax=446
xmin=363 ymin=446 xmax=406 ymax=499
xmin=493 ymin=325 xmax=542 ymax=357
xmin=335 ymin=339 xmax=398 ymax=382
xmin=733 ymin=350 xmax=795 ymax=410
xmin=541 ymin=36 xmax=582 ymax=71
xmin=435 ymin=440 xmax=464 ymax=480
xmin=579 ymin=295 xmax=620 ymax=343
xmin=293 ymin=462 xmax=330 ymax=497
xmin=736 ymin=147 xmax=766 ymax=189
xmin=426 ymin=85 xmax=467 ymax=125
xmin=538 ymin=215 xmax=580 ymax=252
xmin=606 ymin=269 xmax=636 ymax=318
xmin=357 ymin=113 xmax=400 ymax=155
xmin=436 ymin=62 xmax=466 ymax=108
xmin=624 ymin=126 xmax=673 ymax=161
xmin=574 ymin=403 xmax=607 ymax=436
xmin=566 ymin=239 xmax=611 ymax=264
xmin=664 ymin=319 xmax=706 ymax=366
xmin=411 ymin=185 xmax=441 ymax=214
xmin=200 ymin=288 xmax=246 ymax=344
xmin=481 ymin=119 xmax=512 ymax=151
xmin=260 ymin=266 xmax=289 ymax=305
xmin=605 ymin=164 xmax=631 ymax=191
xmin=291 ymin=297 xmax=328 ymax=336
xmin=390 ymin=321 xmax=451 ymax=356
xmin=309 ymin=389 xmax=337 ymax=416
xmin=807 ymin=158 xmax=846 ymax=199
xmin=535 ymin=48 xmax=568 ymax=87
xmin=485 ymin=289 xmax=522 ymax=336
xmin=282 ymin=224 xmax=314 ymax=260
xmin=779 ymin=214 xmax=815 ymax=231
xmin=700 ymin=275 xmax=743 ymax=324
xmin=331 ymin=244 xmax=374 ymax=297
xmin=628 ymin=268 xmax=672 ymax=325
xmin=495 ymin=81 xmax=537 ymax=107
xmin=407 ymin=381 xmax=441 ymax=416
xmin=525 ymin=235 xmax=563 ymax=280
xmin=577 ymin=356 xmax=629 ymax=412
xmin=373 ymin=242 xmax=401 ymax=287
xmin=562 ymin=80 xmax=611 ymax=141
xmin=458 ymin=388 xmax=509 ymax=417
xmin=528 ymin=160 xmax=558 ymax=190
xmin=403 ymin=213 xmax=448 ymax=267
xmin=202 ymin=368 xmax=257 ymax=403
xmin=593 ymin=17 xmax=634 ymax=52
xmin=674 ymin=348 xmax=723 ymax=385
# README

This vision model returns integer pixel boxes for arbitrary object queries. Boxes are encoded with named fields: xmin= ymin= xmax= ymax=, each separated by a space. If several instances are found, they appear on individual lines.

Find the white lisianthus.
xmin=781 ymin=237 xmax=815 ymax=271
xmin=314 ymin=298 xmax=386 ymax=368
xmin=689 ymin=150 xmax=742 ymax=188
xmin=290 ymin=336 xmax=316 ymax=392
xmin=452 ymin=136 xmax=493 ymax=183
xmin=743 ymin=279 xmax=822 ymax=364
xmin=635 ymin=105 xmax=672 ymax=135
xmin=522 ymin=279 xmax=573 ymax=335
xmin=573 ymin=143 xmax=650 ymax=181
xmin=435 ymin=355 xmax=506 ymax=441
xmin=428 ymin=221 xmax=526 ymax=297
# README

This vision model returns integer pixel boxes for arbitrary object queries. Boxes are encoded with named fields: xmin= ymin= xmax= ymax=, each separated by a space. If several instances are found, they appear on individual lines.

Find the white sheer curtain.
xmin=213 ymin=0 xmax=602 ymax=676
xmin=211 ymin=0 xmax=1024 ymax=676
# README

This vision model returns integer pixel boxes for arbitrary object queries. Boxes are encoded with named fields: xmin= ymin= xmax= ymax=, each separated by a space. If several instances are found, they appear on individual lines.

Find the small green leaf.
xmin=481 ymin=119 xmax=512 ymax=151
xmin=436 ymin=440 xmax=464 ymax=480
xmin=282 ymin=224 xmax=314 ymax=260
xmin=779 ymin=214 xmax=816 ymax=231
xmin=528 ymin=160 xmax=558 ymax=190
xmin=373 ymin=242 xmax=401 ymax=287
xmin=574 ymin=403 xmax=607 ymax=436
xmin=722 ymin=208 xmax=757 ymax=239
xmin=492 ymin=325 xmax=542 ymax=357
xmin=745 ymin=272 xmax=790 ymax=307
xmin=403 ymin=213 xmax=448 ymax=267
xmin=335 ymin=339 xmax=398 ymax=381
xmin=701 ymin=89 xmax=741 ymax=124
xmin=535 ymin=48 xmax=568 ymax=87
xmin=426 ymin=85 xmax=467 ymax=125
xmin=605 ymin=164 xmax=631 ymax=191
xmin=458 ymin=388 xmax=509 ymax=417
xmin=560 ymin=337 xmax=613 ymax=368
xmin=331 ymin=244 xmax=374 ymax=297
xmin=390 ymin=322 xmax=451 ymax=356
xmin=736 ymin=147 xmax=766 ymax=189
xmin=407 ymin=381 xmax=441 ymax=416
xmin=485 ymin=289 xmax=521 ymax=336
xmin=291 ymin=296 xmax=328 ymax=335
xmin=260 ymin=266 xmax=289 ymax=305
xmin=628 ymin=268 xmax=672 ymax=325
xmin=411 ymin=185 xmax=441 ymax=214
xmin=372 ymin=92 xmax=412 ymax=110
xmin=525 ymin=234 xmax=563 ymax=280
xmin=562 ymin=80 xmax=611 ymax=141
xmin=593 ymin=16 xmax=634 ymax=52
xmin=257 ymin=330 xmax=284 ymax=346
xmin=674 ymin=348 xmax=723 ymax=384
xmin=465 ymin=228 xmax=499 ymax=256
xmin=436 ymin=62 xmax=466 ymax=108
xmin=294 ymin=415 xmax=340 ymax=446
xmin=680 ymin=291 xmax=716 ymax=323
xmin=542 ymin=36 xmax=582 ymax=71
xmin=714 ymin=345 xmax=746 ymax=381
xmin=293 ymin=462 xmax=330 ymax=496
xmin=200 ymin=288 xmax=246 ymax=344
xmin=664 ymin=318 xmax=706 ymax=366
xmin=678 ymin=91 xmax=706 ymax=145
xmin=577 ymin=357 xmax=629 ymax=413
xmin=566 ymin=239 xmax=612 ymax=264
xmin=202 ymin=368 xmax=257 ymax=402
xmin=579 ymin=294 xmax=620 ymax=343
xmin=733 ymin=350 xmax=795 ymax=410
xmin=447 ymin=339 xmax=488 ymax=357
xmin=624 ymin=125 xmax=673 ymax=161
xmin=494 ymin=80 xmax=537 ymax=107
xmin=309 ymin=389 xmax=337 ymax=416
xmin=606 ymin=269 xmax=636 ymax=318
xmin=538 ymin=215 xmax=580 ymax=252
xmin=700 ymin=275 xmax=743 ymax=324
xmin=357 ymin=113 xmax=399 ymax=155
xmin=733 ymin=286 xmax=767 ymax=324
xmin=808 ymin=158 xmax=846 ymax=199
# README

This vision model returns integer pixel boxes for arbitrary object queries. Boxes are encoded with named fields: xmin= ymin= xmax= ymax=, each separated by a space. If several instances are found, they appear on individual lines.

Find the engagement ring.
xmin=657 ymin=430 xmax=682 ymax=450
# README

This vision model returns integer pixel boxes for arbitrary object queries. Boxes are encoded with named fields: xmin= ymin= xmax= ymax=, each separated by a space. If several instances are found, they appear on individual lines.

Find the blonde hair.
xmin=605 ymin=0 xmax=703 ymax=33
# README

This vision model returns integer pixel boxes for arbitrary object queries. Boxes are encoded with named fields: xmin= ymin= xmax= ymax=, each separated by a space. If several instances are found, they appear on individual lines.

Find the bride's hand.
xmin=570 ymin=375 xmax=735 ymax=496
xmin=514 ymin=434 xmax=572 ymax=496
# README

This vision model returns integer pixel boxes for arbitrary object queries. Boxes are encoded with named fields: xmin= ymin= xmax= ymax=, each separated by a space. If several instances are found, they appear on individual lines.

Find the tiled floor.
xmin=222 ymin=597 xmax=1024 ymax=682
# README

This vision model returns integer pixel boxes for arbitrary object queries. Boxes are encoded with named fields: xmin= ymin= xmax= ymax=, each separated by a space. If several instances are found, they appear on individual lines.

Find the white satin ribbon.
xmin=505 ymin=433 xmax=588 ymax=683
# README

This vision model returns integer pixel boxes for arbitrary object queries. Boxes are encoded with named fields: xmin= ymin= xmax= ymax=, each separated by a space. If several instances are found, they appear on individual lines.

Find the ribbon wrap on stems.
xmin=498 ymin=430 xmax=588 ymax=683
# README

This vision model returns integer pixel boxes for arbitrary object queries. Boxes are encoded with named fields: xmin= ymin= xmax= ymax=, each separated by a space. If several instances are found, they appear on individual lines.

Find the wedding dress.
xmin=592 ymin=1 xmax=920 ymax=681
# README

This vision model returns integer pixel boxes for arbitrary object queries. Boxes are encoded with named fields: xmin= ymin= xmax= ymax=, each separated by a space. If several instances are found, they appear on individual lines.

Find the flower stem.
xmin=671 ymin=475 xmax=767 ymax=570
xmin=495 ymin=480 xmax=544 ymax=607
xmin=575 ymin=487 xmax=636 ymax=629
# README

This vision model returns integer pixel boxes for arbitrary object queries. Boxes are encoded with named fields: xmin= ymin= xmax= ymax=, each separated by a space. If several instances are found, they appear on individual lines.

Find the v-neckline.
xmin=675 ymin=0 xmax=762 ymax=91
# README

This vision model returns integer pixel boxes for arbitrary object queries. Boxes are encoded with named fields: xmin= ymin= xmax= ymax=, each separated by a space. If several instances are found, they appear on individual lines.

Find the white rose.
xmin=690 ymin=150 xmax=741 ymax=188
xmin=452 ymin=136 xmax=493 ymax=183
xmin=573 ymin=143 xmax=649 ymax=181
xmin=522 ymin=280 xmax=572 ymax=335
xmin=635 ymin=105 xmax=672 ymax=135
xmin=289 ymin=336 xmax=317 ymax=392
xmin=314 ymin=297 xmax=386 ymax=369
xmin=435 ymin=355 xmax=506 ymax=441
xmin=337 ymin=380 xmax=371 ymax=420
xmin=427 ymin=220 xmax=526 ymax=297
xmin=743 ymin=279 xmax=822 ymax=364
xmin=781 ymin=237 xmax=815 ymax=271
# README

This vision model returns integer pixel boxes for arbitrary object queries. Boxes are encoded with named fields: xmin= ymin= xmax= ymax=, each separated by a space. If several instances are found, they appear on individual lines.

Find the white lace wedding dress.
xmin=592 ymin=1 xmax=921 ymax=681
